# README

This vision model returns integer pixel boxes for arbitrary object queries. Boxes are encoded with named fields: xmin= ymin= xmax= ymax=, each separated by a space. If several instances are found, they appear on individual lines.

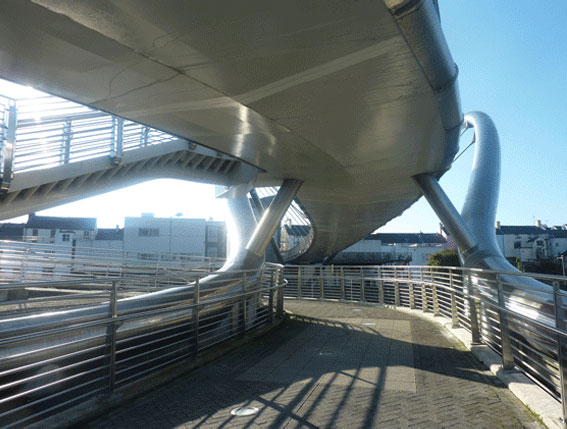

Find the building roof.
xmin=96 ymin=228 xmax=124 ymax=240
xmin=496 ymin=226 xmax=546 ymax=235
xmin=26 ymin=214 xmax=97 ymax=231
xmin=284 ymin=227 xmax=446 ymax=244
xmin=0 ymin=223 xmax=24 ymax=239
xmin=364 ymin=233 xmax=446 ymax=245
xmin=550 ymin=229 xmax=567 ymax=239
xmin=496 ymin=225 xmax=567 ymax=238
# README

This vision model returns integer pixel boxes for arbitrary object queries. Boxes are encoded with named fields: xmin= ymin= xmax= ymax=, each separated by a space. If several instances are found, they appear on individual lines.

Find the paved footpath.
xmin=88 ymin=301 xmax=543 ymax=428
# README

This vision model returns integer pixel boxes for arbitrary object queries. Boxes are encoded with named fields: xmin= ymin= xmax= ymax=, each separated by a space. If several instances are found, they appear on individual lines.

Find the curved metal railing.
xmin=284 ymin=264 xmax=567 ymax=419
xmin=0 ymin=239 xmax=225 ymax=299
xmin=0 ymin=254 xmax=286 ymax=427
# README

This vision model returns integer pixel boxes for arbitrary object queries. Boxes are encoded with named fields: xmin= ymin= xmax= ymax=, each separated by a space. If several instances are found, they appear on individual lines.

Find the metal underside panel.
xmin=0 ymin=0 xmax=462 ymax=262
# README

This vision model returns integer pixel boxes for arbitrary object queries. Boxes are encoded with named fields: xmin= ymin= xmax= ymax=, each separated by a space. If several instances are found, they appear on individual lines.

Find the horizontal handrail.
xmin=0 ymin=92 xmax=241 ymax=183
xmin=284 ymin=263 xmax=567 ymax=420
xmin=0 ymin=261 xmax=286 ymax=427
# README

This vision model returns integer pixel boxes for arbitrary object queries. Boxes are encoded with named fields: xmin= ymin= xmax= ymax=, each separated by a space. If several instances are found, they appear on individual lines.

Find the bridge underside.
xmin=0 ymin=0 xmax=462 ymax=263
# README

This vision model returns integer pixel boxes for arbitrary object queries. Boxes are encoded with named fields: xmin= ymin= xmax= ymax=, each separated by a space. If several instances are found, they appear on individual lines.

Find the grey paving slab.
xmin=86 ymin=301 xmax=544 ymax=428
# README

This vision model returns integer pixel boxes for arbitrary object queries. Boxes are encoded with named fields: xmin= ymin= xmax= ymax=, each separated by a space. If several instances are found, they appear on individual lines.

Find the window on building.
xmin=138 ymin=228 xmax=159 ymax=237
xmin=50 ymin=229 xmax=56 ymax=238
xmin=514 ymin=241 xmax=521 ymax=249
xmin=83 ymin=231 xmax=90 ymax=238
xmin=62 ymin=234 xmax=70 ymax=242
xmin=139 ymin=253 xmax=158 ymax=261
xmin=32 ymin=229 xmax=38 ymax=236
xmin=536 ymin=240 xmax=544 ymax=247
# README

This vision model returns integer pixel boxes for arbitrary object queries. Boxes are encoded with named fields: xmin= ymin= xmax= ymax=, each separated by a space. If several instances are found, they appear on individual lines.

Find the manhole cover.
xmin=231 ymin=406 xmax=260 ymax=416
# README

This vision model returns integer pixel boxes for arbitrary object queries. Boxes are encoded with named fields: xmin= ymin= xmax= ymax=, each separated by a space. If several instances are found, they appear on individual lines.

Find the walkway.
xmin=87 ymin=301 xmax=543 ymax=428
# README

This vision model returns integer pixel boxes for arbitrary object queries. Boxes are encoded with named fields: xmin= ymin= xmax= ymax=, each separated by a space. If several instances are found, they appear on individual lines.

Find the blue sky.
xmin=382 ymin=0 xmax=567 ymax=232
xmin=4 ymin=1 xmax=566 ymax=232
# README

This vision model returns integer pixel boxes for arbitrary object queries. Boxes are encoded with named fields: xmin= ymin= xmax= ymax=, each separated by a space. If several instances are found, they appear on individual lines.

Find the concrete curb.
xmin=395 ymin=306 xmax=563 ymax=429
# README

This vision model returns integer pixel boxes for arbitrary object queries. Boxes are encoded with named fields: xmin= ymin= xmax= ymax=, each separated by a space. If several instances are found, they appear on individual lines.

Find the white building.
xmin=495 ymin=220 xmax=567 ymax=263
xmin=123 ymin=214 xmax=226 ymax=260
xmin=24 ymin=214 xmax=97 ymax=247
xmin=326 ymin=232 xmax=448 ymax=265
xmin=92 ymin=228 xmax=124 ymax=250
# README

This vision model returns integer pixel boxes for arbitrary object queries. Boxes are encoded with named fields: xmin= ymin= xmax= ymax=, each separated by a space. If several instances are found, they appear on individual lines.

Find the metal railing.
xmin=0 ymin=240 xmax=225 ymax=299
xmin=0 ymin=263 xmax=286 ymax=427
xmin=0 ymin=94 xmax=180 ymax=177
xmin=284 ymin=264 xmax=567 ymax=419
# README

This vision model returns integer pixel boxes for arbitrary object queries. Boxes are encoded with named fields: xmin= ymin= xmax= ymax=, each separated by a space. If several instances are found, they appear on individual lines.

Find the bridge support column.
xmin=246 ymin=179 xmax=302 ymax=261
xmin=249 ymin=188 xmax=284 ymax=264
xmin=219 ymin=178 xmax=301 ymax=272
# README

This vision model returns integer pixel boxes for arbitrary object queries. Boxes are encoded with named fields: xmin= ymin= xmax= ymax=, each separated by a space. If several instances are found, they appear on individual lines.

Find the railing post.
xmin=340 ymin=266 xmax=345 ymax=300
xmin=394 ymin=267 xmax=400 ymax=306
xmin=409 ymin=269 xmax=415 ymax=309
xmin=378 ymin=267 xmax=384 ymax=304
xmin=1 ymin=102 xmax=16 ymax=193
xmin=432 ymin=267 xmax=439 ymax=316
xmin=110 ymin=117 xmax=123 ymax=164
xmin=268 ymin=271 xmax=274 ymax=324
xmin=449 ymin=268 xmax=459 ymax=328
xmin=108 ymin=280 xmax=118 ymax=392
xmin=467 ymin=272 xmax=481 ymax=344
xmin=277 ymin=268 xmax=284 ymax=318
xmin=193 ymin=278 xmax=200 ymax=356
xmin=141 ymin=126 xmax=149 ymax=146
xmin=318 ymin=266 xmax=323 ymax=299
xmin=496 ymin=274 xmax=514 ymax=370
xmin=61 ymin=119 xmax=72 ymax=164
xmin=241 ymin=272 xmax=247 ymax=335
xmin=297 ymin=267 xmax=302 ymax=299
xmin=360 ymin=267 xmax=365 ymax=303
xmin=552 ymin=280 xmax=567 ymax=424
xmin=421 ymin=267 xmax=428 ymax=312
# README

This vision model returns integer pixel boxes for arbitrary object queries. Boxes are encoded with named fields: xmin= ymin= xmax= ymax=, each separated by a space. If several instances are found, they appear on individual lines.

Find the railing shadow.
xmin=85 ymin=305 xmax=518 ymax=428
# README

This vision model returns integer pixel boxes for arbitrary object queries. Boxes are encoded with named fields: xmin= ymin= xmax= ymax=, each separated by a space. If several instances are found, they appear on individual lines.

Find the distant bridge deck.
xmin=86 ymin=300 xmax=541 ymax=428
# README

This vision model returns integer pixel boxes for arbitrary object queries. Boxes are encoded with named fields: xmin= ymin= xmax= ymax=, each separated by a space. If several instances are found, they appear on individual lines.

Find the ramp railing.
xmin=0 ymin=262 xmax=286 ymax=427
xmin=0 ymin=94 xmax=181 ymax=178
xmin=284 ymin=264 xmax=567 ymax=421
xmin=0 ymin=239 xmax=224 ymax=299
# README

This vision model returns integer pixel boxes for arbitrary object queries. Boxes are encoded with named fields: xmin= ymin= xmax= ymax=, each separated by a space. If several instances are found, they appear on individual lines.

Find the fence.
xmin=284 ymin=264 xmax=567 ymax=419
xmin=0 ymin=263 xmax=286 ymax=427
xmin=0 ymin=94 xmax=181 ymax=177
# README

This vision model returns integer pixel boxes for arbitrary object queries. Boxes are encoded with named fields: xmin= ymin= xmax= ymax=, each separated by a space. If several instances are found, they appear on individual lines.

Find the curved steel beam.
xmin=415 ymin=112 xmax=552 ymax=295
xmin=461 ymin=111 xmax=502 ymax=262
